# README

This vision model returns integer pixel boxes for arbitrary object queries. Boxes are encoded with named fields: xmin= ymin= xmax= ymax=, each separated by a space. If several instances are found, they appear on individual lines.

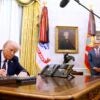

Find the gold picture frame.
xmin=55 ymin=26 xmax=78 ymax=53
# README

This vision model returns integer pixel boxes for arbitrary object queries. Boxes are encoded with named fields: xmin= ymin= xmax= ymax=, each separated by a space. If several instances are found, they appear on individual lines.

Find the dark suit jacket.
xmin=88 ymin=49 xmax=100 ymax=76
xmin=0 ymin=50 xmax=27 ymax=76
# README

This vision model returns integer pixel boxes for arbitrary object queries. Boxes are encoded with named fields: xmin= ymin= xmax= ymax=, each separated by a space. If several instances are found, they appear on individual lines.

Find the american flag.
xmin=36 ymin=6 xmax=51 ymax=70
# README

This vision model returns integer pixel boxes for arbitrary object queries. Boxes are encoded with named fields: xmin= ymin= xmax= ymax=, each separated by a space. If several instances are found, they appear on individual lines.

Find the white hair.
xmin=3 ymin=40 xmax=20 ymax=51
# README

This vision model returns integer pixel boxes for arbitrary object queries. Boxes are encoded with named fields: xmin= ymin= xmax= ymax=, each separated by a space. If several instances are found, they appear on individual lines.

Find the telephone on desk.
xmin=40 ymin=63 xmax=75 ymax=80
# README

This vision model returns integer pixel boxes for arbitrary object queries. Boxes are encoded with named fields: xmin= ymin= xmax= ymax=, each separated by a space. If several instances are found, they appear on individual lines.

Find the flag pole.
xmin=74 ymin=0 xmax=100 ymax=19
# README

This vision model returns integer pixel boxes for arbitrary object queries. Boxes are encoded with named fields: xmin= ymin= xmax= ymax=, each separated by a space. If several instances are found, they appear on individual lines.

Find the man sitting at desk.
xmin=0 ymin=40 xmax=29 ymax=77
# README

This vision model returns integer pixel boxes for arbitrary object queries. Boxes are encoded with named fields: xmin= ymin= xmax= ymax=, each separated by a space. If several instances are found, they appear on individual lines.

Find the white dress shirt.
xmin=94 ymin=47 xmax=100 ymax=56
xmin=1 ymin=51 xmax=8 ymax=74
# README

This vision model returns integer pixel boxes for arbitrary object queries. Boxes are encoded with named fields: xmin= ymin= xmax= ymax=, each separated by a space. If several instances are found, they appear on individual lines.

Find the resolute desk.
xmin=0 ymin=75 xmax=100 ymax=100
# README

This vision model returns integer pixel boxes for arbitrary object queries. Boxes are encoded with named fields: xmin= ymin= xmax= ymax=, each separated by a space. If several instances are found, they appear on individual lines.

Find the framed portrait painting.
xmin=55 ymin=26 xmax=78 ymax=53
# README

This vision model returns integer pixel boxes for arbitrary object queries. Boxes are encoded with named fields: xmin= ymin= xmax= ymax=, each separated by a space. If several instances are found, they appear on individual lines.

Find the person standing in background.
xmin=88 ymin=42 xmax=100 ymax=76
xmin=0 ymin=40 xmax=29 ymax=77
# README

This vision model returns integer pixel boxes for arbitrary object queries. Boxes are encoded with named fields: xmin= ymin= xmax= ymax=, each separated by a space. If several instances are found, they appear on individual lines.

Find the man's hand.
xmin=93 ymin=67 xmax=100 ymax=72
xmin=0 ymin=69 xmax=7 ymax=76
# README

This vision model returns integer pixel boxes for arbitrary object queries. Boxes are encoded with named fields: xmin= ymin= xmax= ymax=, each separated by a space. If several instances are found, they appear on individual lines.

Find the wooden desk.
xmin=0 ymin=75 xmax=100 ymax=100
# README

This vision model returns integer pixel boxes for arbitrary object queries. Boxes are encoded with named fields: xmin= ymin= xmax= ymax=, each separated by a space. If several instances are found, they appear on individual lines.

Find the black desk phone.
xmin=40 ymin=64 xmax=75 ymax=80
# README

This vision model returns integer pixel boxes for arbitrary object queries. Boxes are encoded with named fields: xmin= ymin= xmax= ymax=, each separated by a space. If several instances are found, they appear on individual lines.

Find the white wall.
xmin=0 ymin=0 xmax=22 ymax=56
xmin=40 ymin=0 xmax=100 ymax=74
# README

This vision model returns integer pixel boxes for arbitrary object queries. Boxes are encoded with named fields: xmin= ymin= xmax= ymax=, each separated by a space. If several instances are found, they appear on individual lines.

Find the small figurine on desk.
xmin=63 ymin=53 xmax=77 ymax=76
xmin=63 ymin=53 xmax=75 ymax=64
xmin=63 ymin=53 xmax=83 ymax=75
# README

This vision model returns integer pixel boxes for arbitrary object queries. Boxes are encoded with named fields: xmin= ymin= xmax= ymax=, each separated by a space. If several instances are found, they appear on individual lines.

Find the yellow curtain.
xmin=20 ymin=1 xmax=41 ymax=76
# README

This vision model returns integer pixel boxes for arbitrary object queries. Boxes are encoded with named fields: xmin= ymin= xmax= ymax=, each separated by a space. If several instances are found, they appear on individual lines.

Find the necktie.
xmin=2 ymin=59 xmax=7 ymax=70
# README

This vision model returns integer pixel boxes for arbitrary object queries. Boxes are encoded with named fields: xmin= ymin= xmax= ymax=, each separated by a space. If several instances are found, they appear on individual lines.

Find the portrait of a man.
xmin=55 ymin=26 xmax=78 ymax=53
xmin=58 ymin=31 xmax=75 ymax=50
